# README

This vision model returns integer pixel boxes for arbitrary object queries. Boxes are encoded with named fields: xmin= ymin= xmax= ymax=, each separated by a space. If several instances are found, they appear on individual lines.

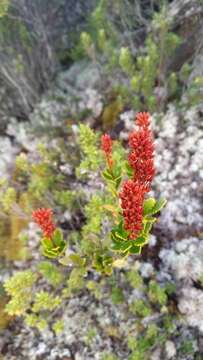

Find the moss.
xmin=126 ymin=270 xmax=143 ymax=289
xmin=111 ymin=286 xmax=124 ymax=304
xmin=38 ymin=262 xmax=64 ymax=287
xmin=130 ymin=299 xmax=152 ymax=318
xmin=32 ymin=291 xmax=61 ymax=312
xmin=179 ymin=340 xmax=195 ymax=355
xmin=4 ymin=270 xmax=37 ymax=316
xmin=101 ymin=353 xmax=119 ymax=360
xmin=148 ymin=280 xmax=167 ymax=307
xmin=52 ymin=320 xmax=64 ymax=335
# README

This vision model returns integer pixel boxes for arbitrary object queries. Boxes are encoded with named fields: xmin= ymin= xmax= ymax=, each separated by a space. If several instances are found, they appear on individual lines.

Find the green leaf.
xmin=129 ymin=245 xmax=142 ymax=254
xmin=119 ymin=241 xmax=132 ymax=253
xmin=142 ymin=218 xmax=156 ymax=235
xmin=125 ymin=162 xmax=134 ymax=177
xmin=59 ymin=254 xmax=85 ymax=267
xmin=111 ymin=241 xmax=123 ymax=251
xmin=150 ymin=198 xmax=167 ymax=215
xmin=143 ymin=222 xmax=153 ymax=235
xmin=111 ymin=240 xmax=132 ymax=253
xmin=58 ymin=256 xmax=70 ymax=266
xmin=114 ymin=231 xmax=128 ymax=242
xmin=111 ymin=221 xmax=129 ymax=240
xmin=133 ymin=235 xmax=148 ymax=246
xmin=41 ymin=237 xmax=53 ymax=249
xmin=115 ymin=176 xmax=122 ymax=189
xmin=102 ymin=256 xmax=113 ymax=267
xmin=102 ymin=169 xmax=113 ymax=181
xmin=143 ymin=198 xmax=156 ymax=216
xmin=41 ymin=232 xmax=67 ymax=259
xmin=69 ymin=254 xmax=86 ymax=267
xmin=113 ymin=165 xmax=122 ymax=178
xmin=53 ymin=229 xmax=63 ymax=246
xmin=43 ymin=248 xmax=59 ymax=259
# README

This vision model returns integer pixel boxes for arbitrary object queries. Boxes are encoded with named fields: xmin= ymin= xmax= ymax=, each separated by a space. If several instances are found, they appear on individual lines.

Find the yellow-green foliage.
xmin=101 ymin=353 xmax=119 ymax=360
xmin=148 ymin=280 xmax=167 ymax=306
xmin=119 ymin=47 xmax=134 ymax=75
xmin=29 ymin=162 xmax=56 ymax=199
xmin=25 ymin=314 xmax=48 ymax=331
xmin=1 ymin=187 xmax=16 ymax=213
xmin=76 ymin=124 xmax=102 ymax=177
xmin=52 ymin=320 xmax=64 ymax=335
xmin=4 ymin=270 xmax=37 ymax=316
xmin=97 ymin=28 xmax=106 ymax=51
xmin=184 ymin=76 xmax=203 ymax=106
xmin=15 ymin=153 xmax=29 ymax=173
xmin=168 ymin=72 xmax=178 ymax=96
xmin=80 ymin=31 xmax=94 ymax=59
xmin=126 ymin=269 xmax=144 ymax=289
xmin=82 ymin=195 xmax=104 ymax=238
xmin=111 ymin=286 xmax=124 ymax=305
xmin=130 ymin=299 xmax=152 ymax=318
xmin=79 ymin=3 xmax=183 ymax=112
xmin=86 ymin=280 xmax=103 ymax=300
xmin=54 ymin=190 xmax=77 ymax=210
xmin=38 ymin=261 xmax=64 ymax=286
xmin=66 ymin=267 xmax=87 ymax=294
xmin=0 ymin=0 xmax=10 ymax=17
xmin=32 ymin=291 xmax=61 ymax=312
xmin=102 ymin=98 xmax=123 ymax=130
xmin=0 ymin=292 xmax=11 ymax=329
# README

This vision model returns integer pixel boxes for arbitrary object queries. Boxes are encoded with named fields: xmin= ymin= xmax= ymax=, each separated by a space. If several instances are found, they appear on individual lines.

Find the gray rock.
xmin=165 ymin=340 xmax=176 ymax=359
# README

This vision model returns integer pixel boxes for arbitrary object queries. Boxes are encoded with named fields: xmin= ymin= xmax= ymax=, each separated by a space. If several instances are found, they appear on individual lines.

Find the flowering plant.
xmin=3 ymin=111 xmax=166 ymax=331
xmin=32 ymin=208 xmax=66 ymax=258
xmin=32 ymin=112 xmax=166 ymax=269
xmin=101 ymin=112 xmax=166 ymax=257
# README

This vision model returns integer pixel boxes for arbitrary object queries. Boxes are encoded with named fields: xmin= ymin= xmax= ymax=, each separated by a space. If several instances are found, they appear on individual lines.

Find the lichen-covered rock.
xmin=0 ymin=136 xmax=19 ymax=178
xmin=165 ymin=341 xmax=176 ymax=359
xmin=159 ymin=237 xmax=203 ymax=281
xmin=179 ymin=287 xmax=203 ymax=332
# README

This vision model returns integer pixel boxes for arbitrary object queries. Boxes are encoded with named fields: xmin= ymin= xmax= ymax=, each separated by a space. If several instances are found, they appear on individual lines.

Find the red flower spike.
xmin=101 ymin=134 xmax=112 ymax=156
xmin=32 ymin=208 xmax=56 ymax=239
xmin=101 ymin=133 xmax=113 ymax=168
xmin=136 ymin=112 xmax=151 ymax=127
xmin=119 ymin=180 xmax=145 ymax=239
xmin=128 ymin=112 xmax=155 ymax=191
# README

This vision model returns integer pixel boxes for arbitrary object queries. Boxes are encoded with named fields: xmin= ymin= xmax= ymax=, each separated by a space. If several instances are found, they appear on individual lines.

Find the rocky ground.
xmin=0 ymin=59 xmax=203 ymax=360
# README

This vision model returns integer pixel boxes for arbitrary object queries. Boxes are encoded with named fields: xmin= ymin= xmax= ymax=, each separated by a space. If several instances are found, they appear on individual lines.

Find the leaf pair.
xmin=93 ymin=253 xmax=113 ymax=275
xmin=111 ymin=222 xmax=142 ymax=255
xmin=143 ymin=198 xmax=167 ymax=216
xmin=111 ymin=198 xmax=167 ymax=256
xmin=102 ymin=166 xmax=122 ymax=190
xmin=41 ymin=229 xmax=67 ymax=259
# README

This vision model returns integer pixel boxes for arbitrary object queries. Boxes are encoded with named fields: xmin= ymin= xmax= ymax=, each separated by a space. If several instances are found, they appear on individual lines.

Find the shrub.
xmin=3 ymin=112 xmax=166 ymax=331
xmin=79 ymin=2 xmax=183 ymax=112
xmin=0 ymin=0 xmax=95 ymax=118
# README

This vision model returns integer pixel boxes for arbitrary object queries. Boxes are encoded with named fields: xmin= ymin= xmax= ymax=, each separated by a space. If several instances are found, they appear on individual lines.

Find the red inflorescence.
xmin=32 ymin=208 xmax=56 ymax=239
xmin=119 ymin=180 xmax=145 ymax=239
xmin=101 ymin=133 xmax=113 ymax=168
xmin=119 ymin=112 xmax=155 ymax=239
xmin=128 ymin=112 xmax=155 ymax=191
xmin=136 ymin=111 xmax=151 ymax=127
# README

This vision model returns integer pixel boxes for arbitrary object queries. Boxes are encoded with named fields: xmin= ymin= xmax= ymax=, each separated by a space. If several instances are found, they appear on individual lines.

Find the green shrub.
xmin=3 ymin=113 xmax=166 ymax=332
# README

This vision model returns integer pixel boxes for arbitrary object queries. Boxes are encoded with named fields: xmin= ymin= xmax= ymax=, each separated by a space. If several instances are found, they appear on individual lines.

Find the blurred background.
xmin=0 ymin=0 xmax=203 ymax=359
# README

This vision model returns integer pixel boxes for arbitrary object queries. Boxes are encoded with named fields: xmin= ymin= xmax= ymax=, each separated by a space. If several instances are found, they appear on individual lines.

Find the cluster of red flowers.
xmin=119 ymin=112 xmax=155 ymax=239
xmin=101 ymin=133 xmax=113 ymax=169
xmin=119 ymin=180 xmax=145 ymax=239
xmin=128 ymin=112 xmax=155 ymax=191
xmin=32 ymin=208 xmax=55 ymax=239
